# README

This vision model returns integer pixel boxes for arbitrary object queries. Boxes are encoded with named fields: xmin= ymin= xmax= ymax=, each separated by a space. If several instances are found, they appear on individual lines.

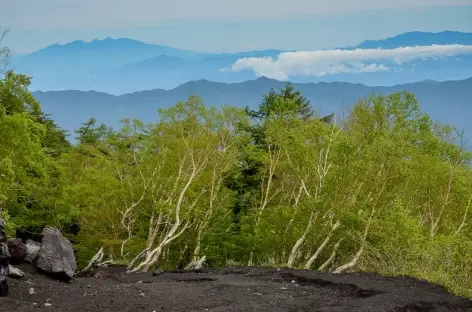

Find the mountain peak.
xmin=90 ymin=37 xmax=115 ymax=43
xmin=256 ymin=76 xmax=278 ymax=82
xmin=35 ymin=37 xmax=153 ymax=53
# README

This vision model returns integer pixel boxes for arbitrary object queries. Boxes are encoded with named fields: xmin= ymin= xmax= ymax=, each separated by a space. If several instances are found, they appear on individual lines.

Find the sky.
xmin=1 ymin=1 xmax=472 ymax=54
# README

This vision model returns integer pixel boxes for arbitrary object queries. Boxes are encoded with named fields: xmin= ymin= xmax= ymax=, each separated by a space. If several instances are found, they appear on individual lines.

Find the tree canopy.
xmin=1 ymin=67 xmax=471 ymax=298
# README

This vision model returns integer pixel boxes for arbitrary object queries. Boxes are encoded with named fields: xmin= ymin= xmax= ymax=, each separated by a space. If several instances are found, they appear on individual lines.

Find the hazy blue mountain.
xmin=11 ymin=37 xmax=210 ymax=91
xmin=12 ymin=31 xmax=472 ymax=94
xmin=355 ymin=31 xmax=472 ymax=49
xmin=11 ymin=37 xmax=286 ymax=93
xmin=90 ymin=49 xmax=285 ymax=92
xmin=33 ymin=76 xmax=472 ymax=147
xmin=13 ymin=37 xmax=206 ymax=69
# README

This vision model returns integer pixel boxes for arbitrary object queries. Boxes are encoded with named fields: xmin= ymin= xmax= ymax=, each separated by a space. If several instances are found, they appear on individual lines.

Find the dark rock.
xmin=35 ymin=226 xmax=77 ymax=281
xmin=7 ymin=238 xmax=27 ymax=264
xmin=0 ymin=213 xmax=10 ymax=296
xmin=24 ymin=239 xmax=41 ymax=264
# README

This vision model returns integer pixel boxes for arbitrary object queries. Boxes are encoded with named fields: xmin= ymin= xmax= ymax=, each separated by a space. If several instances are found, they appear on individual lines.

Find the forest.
xmin=1 ymin=65 xmax=472 ymax=298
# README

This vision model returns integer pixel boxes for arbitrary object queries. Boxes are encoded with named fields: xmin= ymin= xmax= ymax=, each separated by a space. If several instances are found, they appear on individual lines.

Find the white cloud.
xmin=228 ymin=44 xmax=472 ymax=80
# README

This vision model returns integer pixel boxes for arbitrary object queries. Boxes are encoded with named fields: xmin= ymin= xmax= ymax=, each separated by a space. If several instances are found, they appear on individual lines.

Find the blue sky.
xmin=2 ymin=1 xmax=472 ymax=53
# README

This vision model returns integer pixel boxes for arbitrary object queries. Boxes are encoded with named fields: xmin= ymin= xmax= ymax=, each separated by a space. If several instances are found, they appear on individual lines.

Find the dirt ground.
xmin=1 ymin=264 xmax=471 ymax=312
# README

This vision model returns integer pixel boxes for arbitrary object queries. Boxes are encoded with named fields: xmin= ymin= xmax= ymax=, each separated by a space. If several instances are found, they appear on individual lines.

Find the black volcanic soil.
xmin=1 ymin=264 xmax=471 ymax=312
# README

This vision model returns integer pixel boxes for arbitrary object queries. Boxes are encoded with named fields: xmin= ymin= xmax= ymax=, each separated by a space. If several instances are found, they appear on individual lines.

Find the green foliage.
xmin=1 ymin=69 xmax=471 ymax=297
xmin=0 ymin=71 xmax=41 ymax=117
xmin=246 ymin=82 xmax=313 ymax=122
xmin=0 ymin=70 xmax=70 ymax=239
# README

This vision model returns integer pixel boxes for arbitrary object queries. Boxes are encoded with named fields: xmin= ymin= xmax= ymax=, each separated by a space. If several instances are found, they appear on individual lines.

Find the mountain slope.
xmin=14 ymin=31 xmax=472 ymax=94
xmin=32 ymin=77 xmax=472 ymax=146
xmin=11 ymin=38 xmax=285 ymax=94
xmin=13 ymin=37 xmax=205 ymax=68
xmin=93 ymin=49 xmax=286 ymax=92
xmin=10 ymin=37 xmax=211 ymax=92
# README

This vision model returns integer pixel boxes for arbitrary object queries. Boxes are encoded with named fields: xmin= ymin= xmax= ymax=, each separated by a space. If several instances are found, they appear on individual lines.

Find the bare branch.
xmin=256 ymin=147 xmax=282 ymax=223
xmin=77 ymin=247 xmax=114 ymax=276
xmin=455 ymin=194 xmax=472 ymax=236
xmin=0 ymin=27 xmax=12 ymax=74
xmin=430 ymin=156 xmax=459 ymax=237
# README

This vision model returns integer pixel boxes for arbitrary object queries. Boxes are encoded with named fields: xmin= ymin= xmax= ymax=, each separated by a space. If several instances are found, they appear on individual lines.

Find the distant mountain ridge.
xmin=23 ymin=31 xmax=472 ymax=56
xmin=21 ymin=37 xmax=205 ymax=60
xmin=32 ymin=76 xmax=472 ymax=148
xmin=11 ymin=31 xmax=472 ymax=94
xmin=355 ymin=31 xmax=472 ymax=49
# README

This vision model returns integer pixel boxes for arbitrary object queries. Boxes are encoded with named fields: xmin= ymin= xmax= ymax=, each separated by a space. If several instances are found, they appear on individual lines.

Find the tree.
xmin=232 ymin=84 xmax=314 ymax=209
xmin=0 ymin=27 xmax=11 ymax=74
xmin=0 ymin=31 xmax=12 ymax=297
xmin=246 ymin=83 xmax=313 ymax=122
xmin=0 ymin=82 xmax=50 ymax=236
xmin=0 ymin=68 xmax=469 ymax=298
xmin=0 ymin=69 xmax=70 ymax=240
xmin=124 ymin=97 xmax=246 ymax=271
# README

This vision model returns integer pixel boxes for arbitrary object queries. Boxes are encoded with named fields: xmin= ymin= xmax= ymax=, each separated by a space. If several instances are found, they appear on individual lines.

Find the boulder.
xmin=35 ymin=226 xmax=77 ymax=281
xmin=24 ymin=239 xmax=41 ymax=264
xmin=0 ymin=214 xmax=9 ymax=296
xmin=7 ymin=238 xmax=27 ymax=264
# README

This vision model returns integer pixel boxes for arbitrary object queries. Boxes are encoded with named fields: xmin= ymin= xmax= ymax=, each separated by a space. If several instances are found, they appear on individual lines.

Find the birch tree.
xmin=127 ymin=97 xmax=246 ymax=272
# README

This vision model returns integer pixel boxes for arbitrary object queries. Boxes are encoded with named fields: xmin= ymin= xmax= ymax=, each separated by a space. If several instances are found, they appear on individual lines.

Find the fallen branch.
xmin=77 ymin=247 xmax=115 ymax=276
xmin=185 ymin=255 xmax=207 ymax=270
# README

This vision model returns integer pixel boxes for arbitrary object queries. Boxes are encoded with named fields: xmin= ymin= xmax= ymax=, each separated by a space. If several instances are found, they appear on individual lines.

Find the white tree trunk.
xmin=305 ymin=220 xmax=340 ymax=269
xmin=287 ymin=212 xmax=316 ymax=267
xmin=430 ymin=158 xmax=458 ymax=237
xmin=318 ymin=238 xmax=343 ymax=271
xmin=185 ymin=255 xmax=206 ymax=270
xmin=333 ymin=210 xmax=374 ymax=274
xmin=455 ymin=194 xmax=472 ymax=236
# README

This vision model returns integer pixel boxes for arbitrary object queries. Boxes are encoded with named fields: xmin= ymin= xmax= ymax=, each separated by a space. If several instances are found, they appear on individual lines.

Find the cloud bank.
xmin=228 ymin=44 xmax=472 ymax=80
